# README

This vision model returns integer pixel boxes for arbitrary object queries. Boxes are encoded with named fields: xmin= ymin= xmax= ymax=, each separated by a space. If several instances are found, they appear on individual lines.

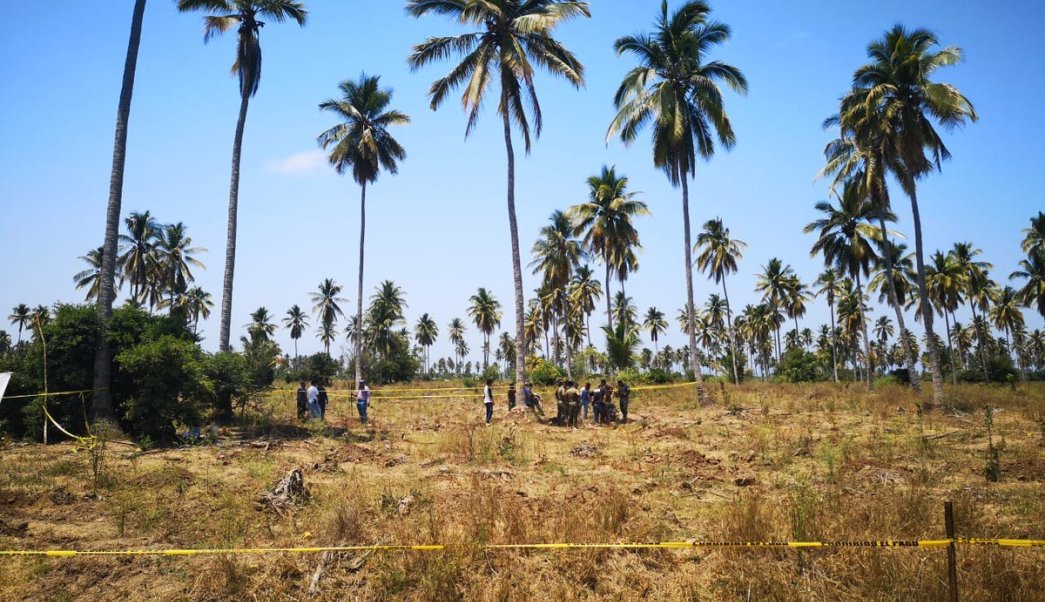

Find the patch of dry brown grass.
xmin=0 ymin=381 xmax=1042 ymax=600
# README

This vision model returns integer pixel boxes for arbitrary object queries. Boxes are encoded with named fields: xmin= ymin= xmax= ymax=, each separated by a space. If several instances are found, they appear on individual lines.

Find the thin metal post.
xmin=945 ymin=500 xmax=959 ymax=602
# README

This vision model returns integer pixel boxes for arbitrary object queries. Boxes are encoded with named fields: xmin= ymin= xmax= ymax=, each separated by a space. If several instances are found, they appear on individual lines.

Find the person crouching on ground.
xmin=483 ymin=379 xmax=495 ymax=425
xmin=356 ymin=379 xmax=371 ymax=424
xmin=565 ymin=380 xmax=580 ymax=428
xmin=523 ymin=382 xmax=544 ymax=417
xmin=296 ymin=380 xmax=308 ymax=421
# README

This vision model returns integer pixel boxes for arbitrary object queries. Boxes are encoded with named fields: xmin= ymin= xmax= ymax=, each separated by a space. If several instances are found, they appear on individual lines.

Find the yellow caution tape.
xmin=1 ymin=539 xmax=1041 ymax=558
xmin=0 ymin=388 xmax=101 ymax=401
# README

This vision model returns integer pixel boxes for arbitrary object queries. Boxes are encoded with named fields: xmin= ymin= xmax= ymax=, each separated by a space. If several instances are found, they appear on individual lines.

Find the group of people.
xmin=296 ymin=379 xmax=372 ymax=424
xmin=485 ymin=378 xmax=631 ymax=427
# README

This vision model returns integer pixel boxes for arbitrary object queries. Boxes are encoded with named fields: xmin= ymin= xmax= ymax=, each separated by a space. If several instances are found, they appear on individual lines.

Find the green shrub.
xmin=117 ymin=336 xmax=211 ymax=444
xmin=526 ymin=357 xmax=563 ymax=386
xmin=776 ymin=348 xmax=824 ymax=383
xmin=206 ymin=352 xmax=251 ymax=421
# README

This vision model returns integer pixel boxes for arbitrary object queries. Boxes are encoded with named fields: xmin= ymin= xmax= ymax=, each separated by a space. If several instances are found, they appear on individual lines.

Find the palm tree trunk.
xmin=970 ymin=304 xmax=990 ymax=383
xmin=855 ymin=273 xmax=873 ymax=391
xmin=92 ymin=0 xmax=147 ymax=425
xmin=828 ymin=298 xmax=838 ymax=382
xmin=680 ymin=175 xmax=706 ymax=404
xmin=943 ymin=310 xmax=957 ymax=385
xmin=500 ymin=103 xmax=527 ymax=393
xmin=951 ymin=311 xmax=966 ymax=370
xmin=218 ymin=92 xmax=251 ymax=353
xmin=722 ymin=279 xmax=739 ymax=384
xmin=873 ymin=190 xmax=921 ymax=391
xmin=907 ymin=188 xmax=943 ymax=406
xmin=605 ymin=263 xmax=613 ymax=331
xmin=354 ymin=182 xmax=367 ymax=388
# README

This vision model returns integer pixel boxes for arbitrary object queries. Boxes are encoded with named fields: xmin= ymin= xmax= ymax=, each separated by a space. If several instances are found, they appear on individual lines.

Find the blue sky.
xmin=1 ymin=0 xmax=1042 ymax=362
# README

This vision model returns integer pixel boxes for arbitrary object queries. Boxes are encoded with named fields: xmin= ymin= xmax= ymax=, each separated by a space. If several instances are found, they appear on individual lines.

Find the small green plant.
xmin=984 ymin=406 xmax=1001 ymax=482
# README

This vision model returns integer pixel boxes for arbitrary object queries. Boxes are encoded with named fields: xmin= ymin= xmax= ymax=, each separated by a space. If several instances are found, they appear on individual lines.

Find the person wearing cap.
xmin=355 ymin=379 xmax=371 ymax=424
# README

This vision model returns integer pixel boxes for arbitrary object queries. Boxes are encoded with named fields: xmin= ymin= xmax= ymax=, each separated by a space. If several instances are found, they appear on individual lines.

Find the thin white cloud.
xmin=267 ymin=149 xmax=328 ymax=175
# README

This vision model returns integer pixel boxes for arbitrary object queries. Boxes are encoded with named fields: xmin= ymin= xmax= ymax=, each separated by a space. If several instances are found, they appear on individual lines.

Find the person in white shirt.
xmin=306 ymin=380 xmax=320 ymax=420
xmin=483 ymin=379 xmax=494 ymax=425
xmin=356 ymin=380 xmax=371 ymax=424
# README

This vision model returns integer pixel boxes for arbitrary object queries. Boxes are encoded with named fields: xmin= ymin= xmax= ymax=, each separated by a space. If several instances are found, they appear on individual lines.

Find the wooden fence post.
xmin=945 ymin=500 xmax=959 ymax=602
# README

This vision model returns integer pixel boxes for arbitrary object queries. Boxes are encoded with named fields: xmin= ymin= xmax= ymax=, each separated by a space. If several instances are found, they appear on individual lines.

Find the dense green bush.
xmin=117 ymin=335 xmax=211 ymax=444
xmin=776 ymin=348 xmax=825 ymax=383
xmin=205 ymin=352 xmax=250 ymax=421
xmin=526 ymin=357 xmax=563 ymax=385
xmin=958 ymin=355 xmax=1018 ymax=383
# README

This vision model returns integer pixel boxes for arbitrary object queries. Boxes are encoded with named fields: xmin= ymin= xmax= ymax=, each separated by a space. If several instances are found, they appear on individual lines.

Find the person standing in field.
xmin=483 ymin=379 xmax=495 ymax=425
xmin=507 ymin=382 xmax=516 ymax=410
xmin=592 ymin=379 xmax=606 ymax=423
xmin=356 ymin=379 xmax=371 ymax=424
xmin=554 ymin=379 xmax=566 ymax=425
xmin=317 ymin=381 xmax=329 ymax=421
xmin=565 ymin=380 xmax=580 ymax=428
xmin=307 ymin=380 xmax=320 ymax=420
xmin=580 ymin=382 xmax=591 ymax=420
xmin=296 ymin=381 xmax=308 ymax=421
xmin=617 ymin=380 xmax=631 ymax=422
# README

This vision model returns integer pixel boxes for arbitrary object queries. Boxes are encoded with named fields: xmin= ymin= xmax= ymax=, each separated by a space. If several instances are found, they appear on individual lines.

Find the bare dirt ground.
xmin=1 ymin=382 xmax=1042 ymax=601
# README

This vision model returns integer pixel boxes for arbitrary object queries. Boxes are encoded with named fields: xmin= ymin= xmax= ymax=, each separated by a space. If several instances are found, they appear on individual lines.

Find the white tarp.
xmin=0 ymin=372 xmax=11 ymax=406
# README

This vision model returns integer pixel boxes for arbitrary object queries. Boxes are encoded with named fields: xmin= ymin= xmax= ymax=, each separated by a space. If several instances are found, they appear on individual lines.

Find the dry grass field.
xmin=1 ymin=382 xmax=1043 ymax=601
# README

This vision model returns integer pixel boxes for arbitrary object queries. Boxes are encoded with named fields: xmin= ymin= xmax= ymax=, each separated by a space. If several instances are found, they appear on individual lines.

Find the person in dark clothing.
xmin=617 ymin=381 xmax=631 ymax=422
xmin=295 ymin=381 xmax=308 ymax=421
xmin=580 ymin=382 xmax=591 ymax=420
xmin=592 ymin=379 xmax=607 ymax=423
xmin=554 ymin=380 xmax=566 ymax=425
xmin=507 ymin=382 xmax=517 ymax=410
xmin=316 ymin=382 xmax=329 ymax=420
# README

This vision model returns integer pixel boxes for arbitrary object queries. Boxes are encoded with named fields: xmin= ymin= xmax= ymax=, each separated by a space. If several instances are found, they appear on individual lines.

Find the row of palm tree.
xmin=72 ymin=211 xmax=212 ymax=332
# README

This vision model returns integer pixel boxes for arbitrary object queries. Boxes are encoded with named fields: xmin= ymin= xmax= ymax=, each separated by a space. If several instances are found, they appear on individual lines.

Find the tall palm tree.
xmin=408 ymin=0 xmax=590 ymax=392
xmin=415 ymin=313 xmax=439 ymax=375
xmin=804 ymin=182 xmax=886 ymax=388
xmin=366 ymin=280 xmax=408 ymax=359
xmin=531 ymin=209 xmax=584 ymax=370
xmin=874 ymin=316 xmax=894 ymax=347
xmin=841 ymin=25 xmax=977 ymax=404
xmin=1011 ymin=250 xmax=1045 ymax=320
xmin=155 ymin=222 xmax=206 ymax=312
xmin=183 ymin=286 xmax=213 ymax=336
xmin=282 ymin=304 xmax=309 ymax=357
xmin=74 ymin=247 xmax=116 ymax=302
xmin=8 ymin=304 xmax=31 ymax=344
xmin=118 ymin=210 xmax=160 ymax=305
xmin=94 ymin=0 xmax=149 ymax=424
xmin=247 ymin=307 xmax=276 ymax=341
xmin=611 ymin=291 xmax=637 ymax=329
xmin=989 ymin=286 xmax=1024 ymax=360
xmin=925 ymin=250 xmax=965 ymax=384
xmin=643 ymin=307 xmax=668 ymax=354
xmin=448 ymin=318 xmax=467 ymax=375
xmin=569 ymin=264 xmax=602 ymax=346
xmin=468 ymin=288 xmax=502 ymax=369
xmin=311 ymin=278 xmax=346 ymax=354
xmin=1021 ymin=212 xmax=1045 ymax=257
xmin=0 ymin=331 xmax=10 ymax=356
xmin=608 ymin=0 xmax=747 ymax=404
xmin=317 ymin=74 xmax=409 ymax=387
xmin=568 ymin=166 xmax=649 ymax=331
xmin=754 ymin=258 xmax=796 ymax=361
xmin=695 ymin=217 xmax=745 ymax=383
xmin=813 ymin=269 xmax=845 ymax=382
xmin=177 ymin=0 xmax=307 ymax=353
xmin=783 ymin=276 xmax=812 ymax=340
